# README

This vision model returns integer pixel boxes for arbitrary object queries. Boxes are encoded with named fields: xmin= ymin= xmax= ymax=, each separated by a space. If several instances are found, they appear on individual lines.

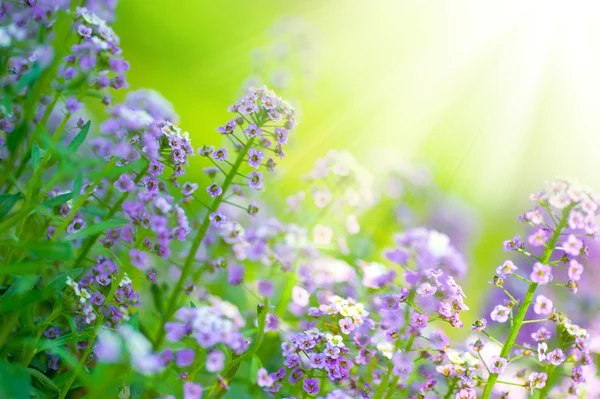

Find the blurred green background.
xmin=113 ymin=0 xmax=600 ymax=318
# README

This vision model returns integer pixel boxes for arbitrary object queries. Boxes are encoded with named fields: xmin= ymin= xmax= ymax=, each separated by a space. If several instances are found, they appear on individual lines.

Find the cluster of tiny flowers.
xmin=288 ymin=150 xmax=375 ymax=253
xmin=381 ymin=228 xmax=468 ymax=328
xmin=67 ymin=258 xmax=139 ymax=326
xmin=164 ymin=296 xmax=247 ymax=355
xmin=260 ymin=296 xmax=377 ymax=398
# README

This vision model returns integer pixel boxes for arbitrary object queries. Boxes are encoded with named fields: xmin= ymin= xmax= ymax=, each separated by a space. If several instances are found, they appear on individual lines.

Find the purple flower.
xmin=249 ymin=171 xmax=263 ymax=189
xmin=529 ymin=372 xmax=548 ymax=389
xmin=411 ymin=312 xmax=428 ymax=329
xmin=207 ymin=183 xmax=222 ymax=197
xmin=503 ymin=235 xmax=522 ymax=251
xmin=114 ymin=174 xmax=135 ymax=192
xmin=48 ymin=355 xmax=59 ymax=371
xmin=563 ymin=234 xmax=583 ymax=256
xmin=67 ymin=218 xmax=86 ymax=234
xmin=303 ymin=378 xmax=319 ymax=395
xmin=182 ymin=182 xmax=199 ymax=196
xmin=206 ymin=350 xmax=225 ymax=372
xmin=65 ymin=98 xmax=82 ymax=114
xmin=533 ymin=295 xmax=553 ymax=315
xmin=257 ymin=368 xmax=274 ymax=387
xmin=530 ymin=263 xmax=553 ymax=285
xmin=44 ymin=327 xmax=60 ymax=339
xmin=77 ymin=24 xmax=92 ymax=38
xmin=176 ymin=349 xmax=195 ymax=368
xmin=547 ymin=348 xmax=566 ymax=366
xmin=490 ymin=356 xmax=507 ymax=374
xmin=309 ymin=353 xmax=326 ymax=369
xmin=572 ymin=366 xmax=585 ymax=384
xmin=90 ymin=292 xmax=105 ymax=306
xmin=211 ymin=147 xmax=228 ymax=161
xmin=244 ymin=123 xmax=262 ymax=137
xmin=142 ymin=176 xmax=159 ymax=192
xmin=248 ymin=148 xmax=264 ymax=169
xmin=183 ymin=382 xmax=203 ymax=399
xmin=257 ymin=280 xmax=274 ymax=298
xmin=490 ymin=305 xmax=509 ymax=323
xmin=149 ymin=159 xmax=165 ymax=175
xmin=339 ymin=317 xmax=355 ymax=334
xmin=227 ymin=265 xmax=244 ymax=285
xmin=209 ymin=211 xmax=227 ymax=227
xmin=129 ymin=249 xmax=148 ymax=270
xmin=217 ymin=120 xmax=236 ymax=134
xmin=471 ymin=318 xmax=487 ymax=332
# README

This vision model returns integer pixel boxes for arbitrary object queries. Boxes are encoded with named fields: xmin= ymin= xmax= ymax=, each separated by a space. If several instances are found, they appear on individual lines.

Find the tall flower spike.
xmin=480 ymin=179 xmax=599 ymax=398
xmin=153 ymin=86 xmax=296 ymax=348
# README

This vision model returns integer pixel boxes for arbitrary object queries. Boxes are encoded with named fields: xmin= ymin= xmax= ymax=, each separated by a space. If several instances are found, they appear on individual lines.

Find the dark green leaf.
xmin=14 ymin=240 xmax=73 ymax=260
xmin=15 ymin=64 xmax=43 ymax=92
xmin=0 ymin=359 xmax=32 ymax=399
xmin=6 ymin=122 xmax=26 ymax=155
xmin=31 ymin=142 xmax=41 ymax=172
xmin=26 ymin=367 xmax=59 ymax=393
xmin=67 ymin=120 xmax=91 ymax=152
xmin=2 ymin=275 xmax=40 ymax=298
xmin=72 ymin=172 xmax=83 ymax=203
xmin=0 ymin=193 xmax=23 ymax=219
xmin=42 ymin=192 xmax=73 ymax=208
xmin=66 ymin=218 xmax=129 ymax=241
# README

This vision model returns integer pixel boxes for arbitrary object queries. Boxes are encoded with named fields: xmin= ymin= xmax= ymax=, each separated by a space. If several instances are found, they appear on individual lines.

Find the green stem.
xmin=481 ymin=205 xmax=573 ymax=399
xmin=152 ymin=137 xmax=256 ymax=349
xmin=373 ymin=364 xmax=393 ymax=399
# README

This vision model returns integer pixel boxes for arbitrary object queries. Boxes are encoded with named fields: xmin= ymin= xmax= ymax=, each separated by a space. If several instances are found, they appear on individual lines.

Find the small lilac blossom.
xmin=206 ymin=350 xmax=225 ymax=372
xmin=303 ymin=378 xmax=319 ymax=395
xmin=183 ymin=182 xmax=199 ymax=196
xmin=207 ymin=183 xmax=222 ymax=197
xmin=490 ymin=356 xmax=507 ymax=374
xmin=114 ymin=174 xmax=135 ymax=192
xmin=490 ymin=305 xmax=510 ymax=323
xmin=496 ymin=260 xmax=517 ymax=276
xmin=249 ymin=171 xmax=263 ymax=189
xmin=209 ymin=211 xmax=227 ymax=227
xmin=183 ymin=382 xmax=203 ymax=399
xmin=211 ymin=147 xmax=228 ymax=161
xmin=530 ymin=263 xmax=553 ymax=285
xmin=547 ymin=348 xmax=566 ymax=366
xmin=248 ymin=148 xmax=264 ymax=169
xmin=533 ymin=295 xmax=553 ymax=315
xmin=563 ymin=234 xmax=583 ymax=256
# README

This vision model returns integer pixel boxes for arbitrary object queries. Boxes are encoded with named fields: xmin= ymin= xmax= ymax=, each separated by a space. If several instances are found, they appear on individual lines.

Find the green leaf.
xmin=14 ymin=240 xmax=73 ymax=260
xmin=0 ymin=359 xmax=32 ymax=399
xmin=15 ymin=63 xmax=43 ymax=92
xmin=0 ymin=193 xmax=23 ymax=219
xmin=72 ymin=172 xmax=83 ymax=203
xmin=66 ymin=218 xmax=129 ymax=241
xmin=127 ymin=312 xmax=140 ymax=329
xmin=67 ymin=120 xmax=91 ymax=152
xmin=28 ymin=357 xmax=48 ymax=374
xmin=250 ymin=354 xmax=262 ymax=383
xmin=42 ymin=192 xmax=73 ymax=208
xmin=2 ymin=275 xmax=40 ymax=298
xmin=6 ymin=122 xmax=26 ymax=155
xmin=26 ymin=367 xmax=59 ymax=393
xmin=46 ymin=268 xmax=83 ymax=294
xmin=31 ymin=142 xmax=41 ymax=173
